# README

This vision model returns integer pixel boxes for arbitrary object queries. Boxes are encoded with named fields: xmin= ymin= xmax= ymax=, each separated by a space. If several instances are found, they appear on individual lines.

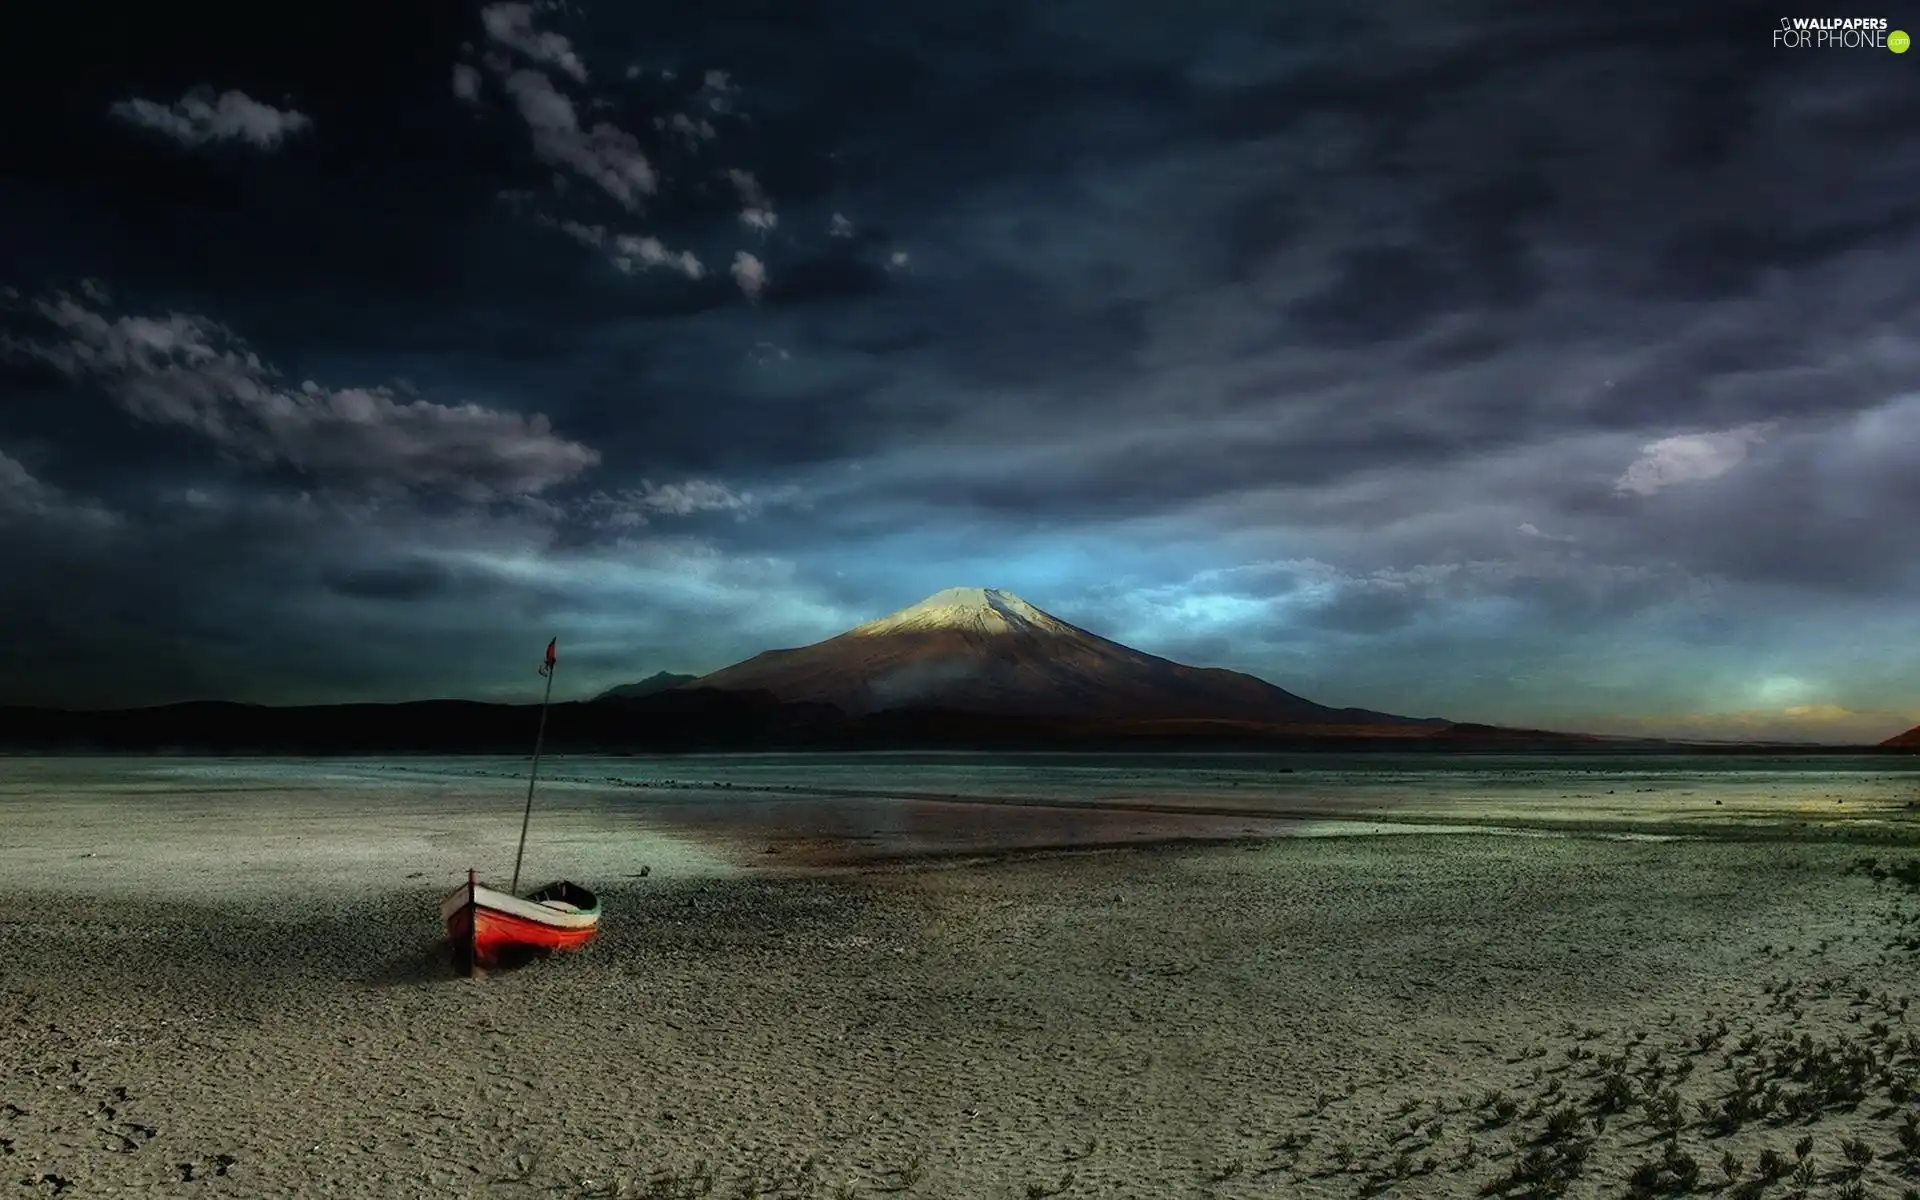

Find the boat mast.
xmin=510 ymin=637 xmax=557 ymax=896
xmin=464 ymin=868 xmax=479 ymax=978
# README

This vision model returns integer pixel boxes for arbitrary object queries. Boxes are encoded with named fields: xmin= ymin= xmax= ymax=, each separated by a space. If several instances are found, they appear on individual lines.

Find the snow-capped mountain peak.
xmin=849 ymin=587 xmax=1073 ymax=637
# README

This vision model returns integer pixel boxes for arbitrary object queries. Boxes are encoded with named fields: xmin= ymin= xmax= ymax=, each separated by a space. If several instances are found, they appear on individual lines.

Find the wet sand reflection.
xmin=583 ymin=788 xmax=1302 ymax=866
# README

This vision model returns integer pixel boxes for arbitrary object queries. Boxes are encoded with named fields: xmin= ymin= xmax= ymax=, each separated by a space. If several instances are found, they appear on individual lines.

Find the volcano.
xmin=674 ymin=587 xmax=1438 ymax=726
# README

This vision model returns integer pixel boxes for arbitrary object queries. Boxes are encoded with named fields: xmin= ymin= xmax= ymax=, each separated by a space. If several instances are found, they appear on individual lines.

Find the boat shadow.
xmin=365 ymin=938 xmax=457 ymax=986
xmin=365 ymin=938 xmax=581 ymax=986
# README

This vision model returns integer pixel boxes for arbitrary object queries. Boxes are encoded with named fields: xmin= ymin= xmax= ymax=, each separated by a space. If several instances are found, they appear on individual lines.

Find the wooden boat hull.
xmin=440 ymin=872 xmax=600 ymax=976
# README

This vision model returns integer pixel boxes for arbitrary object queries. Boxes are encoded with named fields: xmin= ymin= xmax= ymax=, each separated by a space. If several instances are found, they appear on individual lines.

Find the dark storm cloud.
xmin=1 ymin=0 xmax=1917 ymax=740
xmin=1652 ymin=204 xmax=1920 ymax=301
xmin=761 ymin=251 xmax=893 ymax=308
xmin=322 ymin=559 xmax=458 ymax=603
xmin=1286 ymin=172 xmax=1554 ymax=344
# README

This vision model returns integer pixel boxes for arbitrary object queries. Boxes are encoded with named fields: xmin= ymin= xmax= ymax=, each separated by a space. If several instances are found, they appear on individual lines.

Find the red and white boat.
xmin=442 ymin=636 xmax=603 ymax=977
xmin=441 ymin=870 xmax=600 ymax=977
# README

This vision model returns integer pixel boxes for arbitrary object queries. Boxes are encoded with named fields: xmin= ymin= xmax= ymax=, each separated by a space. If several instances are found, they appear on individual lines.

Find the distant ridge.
xmin=0 ymin=694 xmax=1601 ymax=754
xmin=1884 ymin=723 xmax=1920 ymax=748
xmin=0 ymin=690 xmax=1682 ymax=754
xmin=594 ymin=671 xmax=698 ymax=701
xmin=673 ymin=586 xmax=1442 ymax=726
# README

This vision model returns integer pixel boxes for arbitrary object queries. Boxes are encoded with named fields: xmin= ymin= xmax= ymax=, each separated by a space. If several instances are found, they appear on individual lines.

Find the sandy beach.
xmin=4 ymin=755 xmax=1920 ymax=1198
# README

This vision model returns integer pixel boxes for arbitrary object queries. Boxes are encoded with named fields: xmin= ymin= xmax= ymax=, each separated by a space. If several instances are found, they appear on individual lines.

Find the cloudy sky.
xmin=1 ymin=1 xmax=1916 ymax=741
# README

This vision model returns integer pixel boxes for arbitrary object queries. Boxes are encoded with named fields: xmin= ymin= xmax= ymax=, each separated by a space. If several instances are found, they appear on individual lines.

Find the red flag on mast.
xmin=539 ymin=637 xmax=557 ymax=677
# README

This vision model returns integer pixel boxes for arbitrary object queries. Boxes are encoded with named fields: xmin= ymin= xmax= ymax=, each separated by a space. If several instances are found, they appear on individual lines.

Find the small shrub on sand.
xmin=1642 ymin=1088 xmax=1684 ymax=1136
xmin=1456 ymin=1137 xmax=1479 ymax=1170
xmin=1590 ymin=1070 xmax=1635 ymax=1114
xmin=1665 ymin=1143 xmax=1701 ymax=1193
xmin=1206 ymin=1157 xmax=1243 ymax=1183
xmin=1541 ymin=1107 xmax=1581 ymax=1143
xmin=1757 ymin=1147 xmax=1787 ymax=1182
xmin=904 ymin=1153 xmax=927 ymax=1188
xmin=1841 ymin=1136 xmax=1874 ymax=1174
xmin=1478 ymin=1139 xmax=1590 ymax=1198
xmin=1474 ymin=1091 xmax=1518 ymax=1129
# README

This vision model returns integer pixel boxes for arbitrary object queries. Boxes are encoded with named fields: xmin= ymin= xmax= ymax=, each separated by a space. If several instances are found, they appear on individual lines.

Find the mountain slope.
xmin=1884 ymin=724 xmax=1920 ymax=748
xmin=682 ymin=587 xmax=1439 ymax=724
